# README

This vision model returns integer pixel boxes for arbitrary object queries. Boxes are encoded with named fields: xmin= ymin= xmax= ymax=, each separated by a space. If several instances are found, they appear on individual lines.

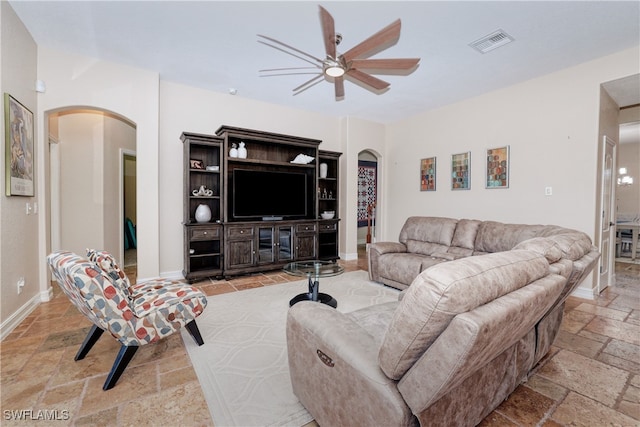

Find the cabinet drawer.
xmin=296 ymin=223 xmax=317 ymax=233
xmin=190 ymin=226 xmax=220 ymax=241
xmin=228 ymin=226 xmax=254 ymax=239
xmin=319 ymin=222 xmax=337 ymax=231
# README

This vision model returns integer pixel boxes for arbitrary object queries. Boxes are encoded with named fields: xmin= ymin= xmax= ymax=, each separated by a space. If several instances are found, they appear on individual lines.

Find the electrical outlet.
xmin=545 ymin=187 xmax=553 ymax=196
xmin=17 ymin=277 xmax=25 ymax=294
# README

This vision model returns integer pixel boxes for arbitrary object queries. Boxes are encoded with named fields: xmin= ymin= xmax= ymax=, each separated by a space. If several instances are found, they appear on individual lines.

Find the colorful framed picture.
xmin=420 ymin=157 xmax=436 ymax=191
xmin=451 ymin=152 xmax=470 ymax=190
xmin=5 ymin=94 xmax=34 ymax=196
xmin=486 ymin=146 xmax=509 ymax=189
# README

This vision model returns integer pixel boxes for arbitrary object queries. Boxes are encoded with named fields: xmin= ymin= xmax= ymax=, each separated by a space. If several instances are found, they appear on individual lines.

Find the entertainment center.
xmin=182 ymin=126 xmax=341 ymax=281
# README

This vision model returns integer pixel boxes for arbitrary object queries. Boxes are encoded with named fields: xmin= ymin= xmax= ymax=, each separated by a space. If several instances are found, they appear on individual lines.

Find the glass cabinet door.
xmin=278 ymin=226 xmax=293 ymax=261
xmin=258 ymin=227 xmax=274 ymax=263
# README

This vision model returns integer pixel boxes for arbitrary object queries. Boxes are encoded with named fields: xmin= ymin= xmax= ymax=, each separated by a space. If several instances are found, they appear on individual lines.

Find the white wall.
xmin=383 ymin=47 xmax=639 ymax=242
xmin=157 ymin=81 xmax=345 ymax=275
xmin=0 ymin=2 xmax=39 ymax=332
xmin=58 ymin=113 xmax=105 ymax=253
xmin=56 ymin=112 xmax=135 ymax=258
xmin=36 ymin=48 xmax=160 ymax=282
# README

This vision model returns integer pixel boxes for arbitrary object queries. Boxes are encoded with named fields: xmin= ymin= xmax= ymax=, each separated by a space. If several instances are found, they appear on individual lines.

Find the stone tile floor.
xmin=1 ymin=258 xmax=638 ymax=426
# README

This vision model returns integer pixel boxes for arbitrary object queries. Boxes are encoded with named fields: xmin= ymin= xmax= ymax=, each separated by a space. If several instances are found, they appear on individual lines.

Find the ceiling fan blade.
xmin=258 ymin=34 xmax=323 ymax=63
xmin=346 ymin=69 xmax=390 ymax=90
xmin=349 ymin=58 xmax=420 ymax=70
xmin=260 ymin=67 xmax=321 ymax=72
xmin=334 ymin=76 xmax=345 ymax=99
xmin=319 ymin=5 xmax=336 ymax=59
xmin=292 ymin=73 xmax=324 ymax=94
xmin=343 ymin=19 xmax=401 ymax=61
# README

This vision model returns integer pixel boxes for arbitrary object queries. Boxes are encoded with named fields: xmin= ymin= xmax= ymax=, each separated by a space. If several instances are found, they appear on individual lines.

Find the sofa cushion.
xmin=513 ymin=237 xmax=562 ymax=263
xmin=87 ymin=249 xmax=132 ymax=296
xmin=378 ymin=253 xmax=432 ymax=285
xmin=378 ymin=250 xmax=550 ymax=380
xmin=399 ymin=217 xmax=458 ymax=247
xmin=543 ymin=233 xmax=593 ymax=261
xmin=451 ymin=219 xmax=481 ymax=249
xmin=474 ymin=222 xmax=544 ymax=253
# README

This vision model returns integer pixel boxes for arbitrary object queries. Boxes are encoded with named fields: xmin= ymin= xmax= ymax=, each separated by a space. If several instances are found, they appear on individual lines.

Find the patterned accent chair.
xmin=46 ymin=250 xmax=208 ymax=390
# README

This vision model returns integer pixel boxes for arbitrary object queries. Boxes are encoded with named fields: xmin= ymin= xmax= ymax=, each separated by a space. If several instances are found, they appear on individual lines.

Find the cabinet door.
xmin=258 ymin=226 xmax=275 ymax=264
xmin=277 ymin=226 xmax=293 ymax=262
xmin=227 ymin=239 xmax=255 ymax=269
xmin=296 ymin=234 xmax=317 ymax=260
xmin=226 ymin=226 xmax=256 ymax=269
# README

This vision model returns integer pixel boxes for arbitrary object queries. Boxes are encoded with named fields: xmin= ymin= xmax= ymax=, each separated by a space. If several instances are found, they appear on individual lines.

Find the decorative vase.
xmin=229 ymin=143 xmax=238 ymax=158
xmin=319 ymin=163 xmax=328 ymax=178
xmin=194 ymin=204 xmax=212 ymax=223
xmin=238 ymin=142 xmax=247 ymax=159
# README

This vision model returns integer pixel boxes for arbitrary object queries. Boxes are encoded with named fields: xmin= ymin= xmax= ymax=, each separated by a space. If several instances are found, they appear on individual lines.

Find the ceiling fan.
xmin=258 ymin=5 xmax=420 ymax=100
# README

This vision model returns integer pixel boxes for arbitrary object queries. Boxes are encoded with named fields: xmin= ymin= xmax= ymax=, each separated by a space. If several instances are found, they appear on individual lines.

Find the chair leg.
xmin=185 ymin=320 xmax=205 ymax=346
xmin=75 ymin=324 xmax=105 ymax=361
xmin=103 ymin=345 xmax=139 ymax=391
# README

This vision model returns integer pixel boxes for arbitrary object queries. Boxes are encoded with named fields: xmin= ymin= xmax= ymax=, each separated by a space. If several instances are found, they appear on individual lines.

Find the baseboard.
xmin=570 ymin=286 xmax=595 ymax=300
xmin=0 ymin=293 xmax=41 ymax=341
xmin=341 ymin=252 xmax=358 ymax=261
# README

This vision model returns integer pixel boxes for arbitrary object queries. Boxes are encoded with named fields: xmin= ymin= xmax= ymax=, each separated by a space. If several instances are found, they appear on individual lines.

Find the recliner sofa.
xmin=286 ymin=217 xmax=600 ymax=426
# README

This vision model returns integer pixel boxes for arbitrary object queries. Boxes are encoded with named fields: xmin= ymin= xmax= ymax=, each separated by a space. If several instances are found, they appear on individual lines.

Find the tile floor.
xmin=1 ymin=256 xmax=638 ymax=426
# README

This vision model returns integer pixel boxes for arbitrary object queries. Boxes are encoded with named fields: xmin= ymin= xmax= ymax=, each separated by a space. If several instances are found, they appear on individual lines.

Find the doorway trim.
xmin=598 ymin=135 xmax=617 ymax=293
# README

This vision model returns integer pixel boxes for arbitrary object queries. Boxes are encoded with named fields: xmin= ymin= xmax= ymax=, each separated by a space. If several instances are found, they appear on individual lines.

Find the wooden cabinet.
xmin=295 ymin=222 xmax=317 ymax=260
xmin=318 ymin=150 xmax=342 ymax=261
xmin=182 ymin=133 xmax=223 ymax=281
xmin=183 ymin=127 xmax=342 ymax=279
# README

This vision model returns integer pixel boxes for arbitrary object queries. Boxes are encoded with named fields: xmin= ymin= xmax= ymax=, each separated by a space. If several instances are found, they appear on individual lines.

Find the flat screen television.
xmin=232 ymin=169 xmax=308 ymax=220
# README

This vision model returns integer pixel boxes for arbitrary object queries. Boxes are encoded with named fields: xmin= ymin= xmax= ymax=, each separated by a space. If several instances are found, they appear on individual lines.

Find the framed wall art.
xmin=486 ymin=146 xmax=509 ymax=189
xmin=420 ymin=157 xmax=436 ymax=191
xmin=5 ymin=93 xmax=34 ymax=196
xmin=451 ymin=152 xmax=470 ymax=190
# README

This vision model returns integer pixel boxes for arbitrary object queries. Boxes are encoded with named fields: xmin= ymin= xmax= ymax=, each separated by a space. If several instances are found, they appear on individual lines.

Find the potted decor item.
xmin=319 ymin=163 xmax=328 ymax=178
xmin=229 ymin=143 xmax=238 ymax=158
xmin=195 ymin=204 xmax=212 ymax=223
xmin=238 ymin=141 xmax=247 ymax=159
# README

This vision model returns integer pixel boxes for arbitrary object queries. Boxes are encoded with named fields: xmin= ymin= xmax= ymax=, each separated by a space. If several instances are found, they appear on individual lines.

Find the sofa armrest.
xmin=368 ymin=242 xmax=408 ymax=282
xmin=287 ymin=302 xmax=414 ymax=426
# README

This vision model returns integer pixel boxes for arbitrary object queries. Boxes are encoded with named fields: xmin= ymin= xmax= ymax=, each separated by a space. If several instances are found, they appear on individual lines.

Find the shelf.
xmin=228 ymin=158 xmax=315 ymax=168
xmin=189 ymin=196 xmax=220 ymax=199
xmin=190 ymin=169 xmax=220 ymax=174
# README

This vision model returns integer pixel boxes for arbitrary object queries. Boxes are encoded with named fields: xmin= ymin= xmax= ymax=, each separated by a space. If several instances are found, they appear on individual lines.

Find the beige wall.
xmin=0 ymin=2 xmax=39 ymax=331
xmin=383 ymin=48 xmax=639 ymax=242
xmin=36 ymin=48 xmax=160 ymax=284
xmin=55 ymin=111 xmax=135 ymax=258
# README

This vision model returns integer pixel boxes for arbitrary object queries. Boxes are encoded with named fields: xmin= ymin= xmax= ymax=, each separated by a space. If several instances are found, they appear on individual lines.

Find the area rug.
xmin=181 ymin=270 xmax=400 ymax=427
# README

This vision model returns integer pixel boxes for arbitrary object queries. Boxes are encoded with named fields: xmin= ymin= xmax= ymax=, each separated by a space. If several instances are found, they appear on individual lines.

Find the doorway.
xmin=122 ymin=151 xmax=137 ymax=278
xmin=48 ymin=108 xmax=136 ymax=276
xmin=357 ymin=150 xmax=379 ymax=263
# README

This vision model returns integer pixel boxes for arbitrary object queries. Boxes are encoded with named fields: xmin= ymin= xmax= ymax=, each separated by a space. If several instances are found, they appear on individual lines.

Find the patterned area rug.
xmin=182 ymin=271 xmax=399 ymax=427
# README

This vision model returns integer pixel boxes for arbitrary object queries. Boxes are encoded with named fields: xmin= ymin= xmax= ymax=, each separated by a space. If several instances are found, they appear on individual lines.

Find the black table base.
xmin=289 ymin=292 xmax=337 ymax=308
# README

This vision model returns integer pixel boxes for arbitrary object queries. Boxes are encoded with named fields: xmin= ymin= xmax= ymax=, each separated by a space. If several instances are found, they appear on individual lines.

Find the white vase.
xmin=238 ymin=142 xmax=247 ymax=159
xmin=229 ymin=144 xmax=238 ymax=158
xmin=195 ymin=204 xmax=212 ymax=223
xmin=319 ymin=163 xmax=328 ymax=178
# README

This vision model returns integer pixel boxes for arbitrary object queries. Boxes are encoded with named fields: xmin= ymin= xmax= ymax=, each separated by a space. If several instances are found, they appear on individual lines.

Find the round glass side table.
xmin=283 ymin=260 xmax=344 ymax=308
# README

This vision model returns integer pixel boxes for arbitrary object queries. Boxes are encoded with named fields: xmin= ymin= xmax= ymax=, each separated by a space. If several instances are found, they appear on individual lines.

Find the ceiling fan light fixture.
xmin=325 ymin=65 xmax=345 ymax=77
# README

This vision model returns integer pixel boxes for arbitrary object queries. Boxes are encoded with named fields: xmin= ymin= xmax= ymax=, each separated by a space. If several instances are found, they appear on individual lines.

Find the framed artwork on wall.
xmin=486 ymin=146 xmax=509 ymax=189
xmin=420 ymin=157 xmax=436 ymax=191
xmin=4 ymin=93 xmax=34 ymax=196
xmin=451 ymin=152 xmax=470 ymax=190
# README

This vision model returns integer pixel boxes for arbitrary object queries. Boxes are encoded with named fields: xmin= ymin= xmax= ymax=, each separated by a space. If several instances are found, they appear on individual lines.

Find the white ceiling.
xmin=9 ymin=1 xmax=640 ymax=124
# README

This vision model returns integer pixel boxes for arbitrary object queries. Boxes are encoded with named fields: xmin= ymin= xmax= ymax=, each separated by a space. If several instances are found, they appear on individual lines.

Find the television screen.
xmin=232 ymin=169 xmax=308 ymax=219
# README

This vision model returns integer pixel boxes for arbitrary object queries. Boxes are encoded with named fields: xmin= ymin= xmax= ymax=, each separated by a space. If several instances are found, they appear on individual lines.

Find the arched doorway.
xmin=357 ymin=149 xmax=379 ymax=264
xmin=48 ymin=107 xmax=137 ymax=278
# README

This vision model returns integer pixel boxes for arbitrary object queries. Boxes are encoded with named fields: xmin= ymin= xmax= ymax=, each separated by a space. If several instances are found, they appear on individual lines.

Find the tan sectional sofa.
xmin=285 ymin=217 xmax=600 ymax=426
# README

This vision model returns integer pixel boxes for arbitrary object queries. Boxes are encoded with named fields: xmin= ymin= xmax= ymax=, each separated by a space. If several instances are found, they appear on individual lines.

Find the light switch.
xmin=545 ymin=187 xmax=553 ymax=196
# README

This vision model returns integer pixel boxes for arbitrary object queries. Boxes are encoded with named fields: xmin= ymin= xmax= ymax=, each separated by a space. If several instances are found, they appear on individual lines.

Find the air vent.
xmin=469 ymin=29 xmax=514 ymax=54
